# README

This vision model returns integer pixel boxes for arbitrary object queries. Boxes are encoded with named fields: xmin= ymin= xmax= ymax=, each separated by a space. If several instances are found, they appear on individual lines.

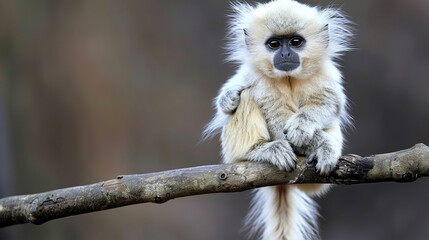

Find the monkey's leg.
xmin=307 ymin=126 xmax=342 ymax=175
xmin=221 ymin=88 xmax=296 ymax=171
xmin=221 ymin=88 xmax=271 ymax=163
xmin=297 ymin=125 xmax=342 ymax=195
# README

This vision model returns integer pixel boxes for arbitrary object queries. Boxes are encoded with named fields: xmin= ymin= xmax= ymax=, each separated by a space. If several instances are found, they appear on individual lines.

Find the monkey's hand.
xmin=283 ymin=113 xmax=318 ymax=148
xmin=307 ymin=130 xmax=340 ymax=175
xmin=247 ymin=140 xmax=297 ymax=171
xmin=217 ymin=88 xmax=243 ymax=114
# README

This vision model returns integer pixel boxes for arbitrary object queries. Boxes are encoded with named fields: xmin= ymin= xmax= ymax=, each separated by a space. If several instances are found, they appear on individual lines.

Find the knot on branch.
xmin=332 ymin=154 xmax=373 ymax=184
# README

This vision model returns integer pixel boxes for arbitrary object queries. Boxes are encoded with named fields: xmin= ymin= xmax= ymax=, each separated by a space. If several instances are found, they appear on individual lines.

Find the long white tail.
xmin=246 ymin=185 xmax=320 ymax=240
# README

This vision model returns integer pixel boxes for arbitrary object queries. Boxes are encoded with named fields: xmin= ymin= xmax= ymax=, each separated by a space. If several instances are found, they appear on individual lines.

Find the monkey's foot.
xmin=247 ymin=140 xmax=297 ymax=171
xmin=308 ymin=143 xmax=339 ymax=175
xmin=217 ymin=89 xmax=241 ymax=114
xmin=283 ymin=113 xmax=317 ymax=148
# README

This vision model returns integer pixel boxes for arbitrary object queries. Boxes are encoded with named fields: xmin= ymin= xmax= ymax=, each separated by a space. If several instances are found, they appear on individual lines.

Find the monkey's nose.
xmin=281 ymin=52 xmax=291 ymax=58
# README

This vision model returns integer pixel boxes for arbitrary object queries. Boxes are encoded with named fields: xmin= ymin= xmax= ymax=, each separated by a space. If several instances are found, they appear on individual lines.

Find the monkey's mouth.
xmin=275 ymin=61 xmax=300 ymax=65
xmin=274 ymin=61 xmax=300 ymax=72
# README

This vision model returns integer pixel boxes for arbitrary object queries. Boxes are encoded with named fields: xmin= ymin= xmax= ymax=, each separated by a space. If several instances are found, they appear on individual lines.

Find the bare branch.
xmin=1 ymin=143 xmax=428 ymax=228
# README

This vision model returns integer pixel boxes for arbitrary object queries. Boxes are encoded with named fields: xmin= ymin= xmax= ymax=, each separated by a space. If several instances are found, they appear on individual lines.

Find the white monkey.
xmin=205 ymin=0 xmax=352 ymax=239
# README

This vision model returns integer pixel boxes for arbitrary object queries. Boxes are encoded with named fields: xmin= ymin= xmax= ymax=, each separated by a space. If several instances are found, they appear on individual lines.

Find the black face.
xmin=265 ymin=35 xmax=305 ymax=72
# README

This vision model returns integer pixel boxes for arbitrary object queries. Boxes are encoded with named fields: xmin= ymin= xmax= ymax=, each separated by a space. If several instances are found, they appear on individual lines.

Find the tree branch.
xmin=1 ymin=143 xmax=428 ymax=228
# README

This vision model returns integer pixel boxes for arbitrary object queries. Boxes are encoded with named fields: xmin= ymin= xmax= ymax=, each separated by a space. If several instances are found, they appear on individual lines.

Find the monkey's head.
xmin=227 ymin=0 xmax=352 ymax=79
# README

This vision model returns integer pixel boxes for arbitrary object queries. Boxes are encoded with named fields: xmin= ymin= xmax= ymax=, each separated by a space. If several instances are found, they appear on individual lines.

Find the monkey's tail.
xmin=246 ymin=185 xmax=320 ymax=240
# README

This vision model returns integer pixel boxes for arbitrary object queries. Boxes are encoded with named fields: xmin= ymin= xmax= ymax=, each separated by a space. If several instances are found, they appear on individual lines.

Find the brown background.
xmin=1 ymin=0 xmax=429 ymax=239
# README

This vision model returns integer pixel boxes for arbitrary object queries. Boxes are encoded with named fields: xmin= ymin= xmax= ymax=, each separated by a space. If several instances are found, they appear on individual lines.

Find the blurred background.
xmin=1 ymin=0 xmax=429 ymax=239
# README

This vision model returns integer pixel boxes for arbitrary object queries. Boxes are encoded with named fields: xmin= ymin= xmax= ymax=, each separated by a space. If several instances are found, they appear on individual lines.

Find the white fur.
xmin=246 ymin=186 xmax=320 ymax=240
xmin=204 ymin=0 xmax=353 ymax=239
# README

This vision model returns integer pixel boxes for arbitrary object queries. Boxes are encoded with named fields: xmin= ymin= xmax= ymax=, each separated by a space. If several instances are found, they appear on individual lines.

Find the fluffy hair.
xmin=205 ymin=1 xmax=353 ymax=239
xmin=226 ymin=0 xmax=352 ymax=64
xmin=204 ymin=0 xmax=352 ymax=139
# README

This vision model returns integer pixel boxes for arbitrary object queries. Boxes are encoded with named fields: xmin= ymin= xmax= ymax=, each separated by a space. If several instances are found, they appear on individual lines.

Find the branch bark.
xmin=1 ymin=143 xmax=428 ymax=228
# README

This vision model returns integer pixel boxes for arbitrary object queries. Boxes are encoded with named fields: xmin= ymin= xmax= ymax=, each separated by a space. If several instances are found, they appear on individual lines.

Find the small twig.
xmin=0 ymin=143 xmax=428 ymax=228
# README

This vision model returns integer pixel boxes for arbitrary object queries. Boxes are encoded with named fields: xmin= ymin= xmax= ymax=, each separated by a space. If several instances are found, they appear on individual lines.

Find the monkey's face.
xmin=243 ymin=1 xmax=330 ymax=80
xmin=265 ymin=34 xmax=305 ymax=73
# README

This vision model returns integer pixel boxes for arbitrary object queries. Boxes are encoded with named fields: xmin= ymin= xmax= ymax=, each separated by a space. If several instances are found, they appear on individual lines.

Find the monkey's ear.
xmin=243 ymin=29 xmax=250 ymax=48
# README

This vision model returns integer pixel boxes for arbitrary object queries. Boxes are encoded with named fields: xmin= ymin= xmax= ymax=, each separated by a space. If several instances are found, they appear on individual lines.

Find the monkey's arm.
xmin=217 ymin=85 xmax=243 ymax=114
xmin=216 ymin=67 xmax=254 ymax=114
xmin=284 ymin=85 xmax=345 ymax=175
xmin=203 ymin=67 xmax=255 ymax=138
xmin=284 ymin=86 xmax=345 ymax=148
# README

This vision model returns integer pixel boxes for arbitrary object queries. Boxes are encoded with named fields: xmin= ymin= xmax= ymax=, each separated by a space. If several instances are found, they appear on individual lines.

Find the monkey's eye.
xmin=290 ymin=37 xmax=304 ymax=47
xmin=267 ymin=39 xmax=281 ymax=49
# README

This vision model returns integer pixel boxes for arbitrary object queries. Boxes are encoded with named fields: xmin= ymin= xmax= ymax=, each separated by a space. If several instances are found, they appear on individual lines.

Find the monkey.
xmin=204 ymin=0 xmax=352 ymax=239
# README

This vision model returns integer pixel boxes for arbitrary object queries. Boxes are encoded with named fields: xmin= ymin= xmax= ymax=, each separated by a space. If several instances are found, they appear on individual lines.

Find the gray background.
xmin=1 ymin=0 xmax=429 ymax=239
